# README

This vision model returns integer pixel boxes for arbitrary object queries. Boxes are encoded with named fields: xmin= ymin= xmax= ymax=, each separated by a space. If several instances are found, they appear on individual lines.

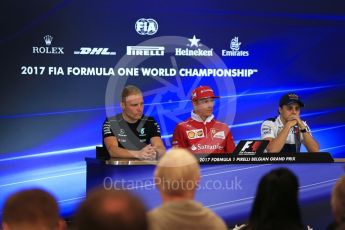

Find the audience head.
xmin=331 ymin=175 xmax=345 ymax=226
xmin=248 ymin=168 xmax=303 ymax=230
xmin=2 ymin=188 xmax=65 ymax=230
xmin=154 ymin=148 xmax=200 ymax=198
xmin=75 ymin=188 xmax=147 ymax=230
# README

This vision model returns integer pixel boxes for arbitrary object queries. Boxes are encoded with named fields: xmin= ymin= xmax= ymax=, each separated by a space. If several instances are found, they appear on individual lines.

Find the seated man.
xmin=148 ymin=148 xmax=228 ymax=230
xmin=261 ymin=93 xmax=319 ymax=153
xmin=2 ymin=188 xmax=66 ymax=230
xmin=103 ymin=85 xmax=165 ymax=160
xmin=172 ymin=85 xmax=235 ymax=154
xmin=75 ymin=188 xmax=148 ymax=230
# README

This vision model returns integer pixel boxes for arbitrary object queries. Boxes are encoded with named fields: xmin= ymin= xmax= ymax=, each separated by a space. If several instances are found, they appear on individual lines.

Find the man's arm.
xmin=172 ymin=125 xmax=188 ymax=148
xmin=262 ymin=120 xmax=296 ymax=153
xmin=225 ymin=128 xmax=236 ymax=153
xmin=301 ymin=132 xmax=319 ymax=152
xmin=264 ymin=126 xmax=291 ymax=153
xmin=103 ymin=119 xmax=140 ymax=158
xmin=296 ymin=120 xmax=320 ymax=152
xmin=147 ymin=117 xmax=166 ymax=158
xmin=150 ymin=136 xmax=166 ymax=158
xmin=104 ymin=136 xmax=138 ymax=158
xmin=104 ymin=136 xmax=156 ymax=159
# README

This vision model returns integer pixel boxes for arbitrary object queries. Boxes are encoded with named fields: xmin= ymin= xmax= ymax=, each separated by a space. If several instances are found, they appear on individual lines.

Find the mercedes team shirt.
xmin=103 ymin=114 xmax=161 ymax=150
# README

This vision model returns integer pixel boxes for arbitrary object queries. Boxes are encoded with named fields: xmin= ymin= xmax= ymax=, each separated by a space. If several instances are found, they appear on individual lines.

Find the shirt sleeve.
xmin=150 ymin=117 xmax=161 ymax=137
xmin=102 ymin=118 xmax=114 ymax=138
xmin=172 ymin=124 xmax=188 ymax=148
xmin=261 ymin=120 xmax=276 ymax=139
xmin=225 ymin=128 xmax=236 ymax=153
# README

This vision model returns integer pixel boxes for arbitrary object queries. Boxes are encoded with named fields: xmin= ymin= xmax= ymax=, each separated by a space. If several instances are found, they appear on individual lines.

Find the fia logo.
xmin=135 ymin=18 xmax=158 ymax=35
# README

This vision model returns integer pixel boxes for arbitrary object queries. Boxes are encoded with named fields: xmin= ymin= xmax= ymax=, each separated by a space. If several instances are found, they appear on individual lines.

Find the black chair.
xmin=96 ymin=146 xmax=110 ymax=160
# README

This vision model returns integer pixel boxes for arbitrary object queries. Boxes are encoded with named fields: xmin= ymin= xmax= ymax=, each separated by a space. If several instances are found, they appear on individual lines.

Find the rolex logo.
xmin=44 ymin=35 xmax=53 ymax=46
xmin=33 ymin=35 xmax=64 ymax=54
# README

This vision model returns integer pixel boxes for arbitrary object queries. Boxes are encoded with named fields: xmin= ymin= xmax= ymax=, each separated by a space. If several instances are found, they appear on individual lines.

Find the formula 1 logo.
xmin=239 ymin=141 xmax=262 ymax=153
xmin=135 ymin=18 xmax=158 ymax=35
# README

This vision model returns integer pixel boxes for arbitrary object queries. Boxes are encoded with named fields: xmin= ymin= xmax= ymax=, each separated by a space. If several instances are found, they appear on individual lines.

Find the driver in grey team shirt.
xmin=261 ymin=93 xmax=319 ymax=153
xmin=102 ymin=85 xmax=165 ymax=160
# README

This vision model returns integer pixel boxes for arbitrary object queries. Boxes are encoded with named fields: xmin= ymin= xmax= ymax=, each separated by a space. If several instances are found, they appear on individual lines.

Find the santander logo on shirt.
xmin=191 ymin=144 xmax=224 ymax=151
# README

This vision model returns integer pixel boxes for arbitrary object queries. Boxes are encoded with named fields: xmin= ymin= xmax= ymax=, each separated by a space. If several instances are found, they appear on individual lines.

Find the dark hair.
xmin=3 ymin=188 xmax=60 ymax=229
xmin=75 ymin=188 xmax=148 ymax=230
xmin=247 ymin=168 xmax=304 ymax=230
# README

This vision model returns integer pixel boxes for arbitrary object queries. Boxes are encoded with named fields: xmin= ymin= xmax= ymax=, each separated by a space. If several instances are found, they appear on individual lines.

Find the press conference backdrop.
xmin=1 ymin=0 xmax=345 ymax=222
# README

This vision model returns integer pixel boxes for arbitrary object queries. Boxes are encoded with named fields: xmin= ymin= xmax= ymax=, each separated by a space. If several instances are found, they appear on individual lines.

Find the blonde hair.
xmin=121 ymin=85 xmax=142 ymax=103
xmin=154 ymin=148 xmax=200 ymax=196
xmin=332 ymin=175 xmax=345 ymax=223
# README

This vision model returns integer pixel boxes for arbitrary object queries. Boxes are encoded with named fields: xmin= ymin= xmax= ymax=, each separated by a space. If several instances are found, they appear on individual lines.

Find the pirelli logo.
xmin=186 ymin=129 xmax=205 ymax=139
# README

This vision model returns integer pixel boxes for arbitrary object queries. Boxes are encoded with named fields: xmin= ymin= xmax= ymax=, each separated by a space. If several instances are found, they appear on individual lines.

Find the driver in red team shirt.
xmin=172 ymin=86 xmax=235 ymax=154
